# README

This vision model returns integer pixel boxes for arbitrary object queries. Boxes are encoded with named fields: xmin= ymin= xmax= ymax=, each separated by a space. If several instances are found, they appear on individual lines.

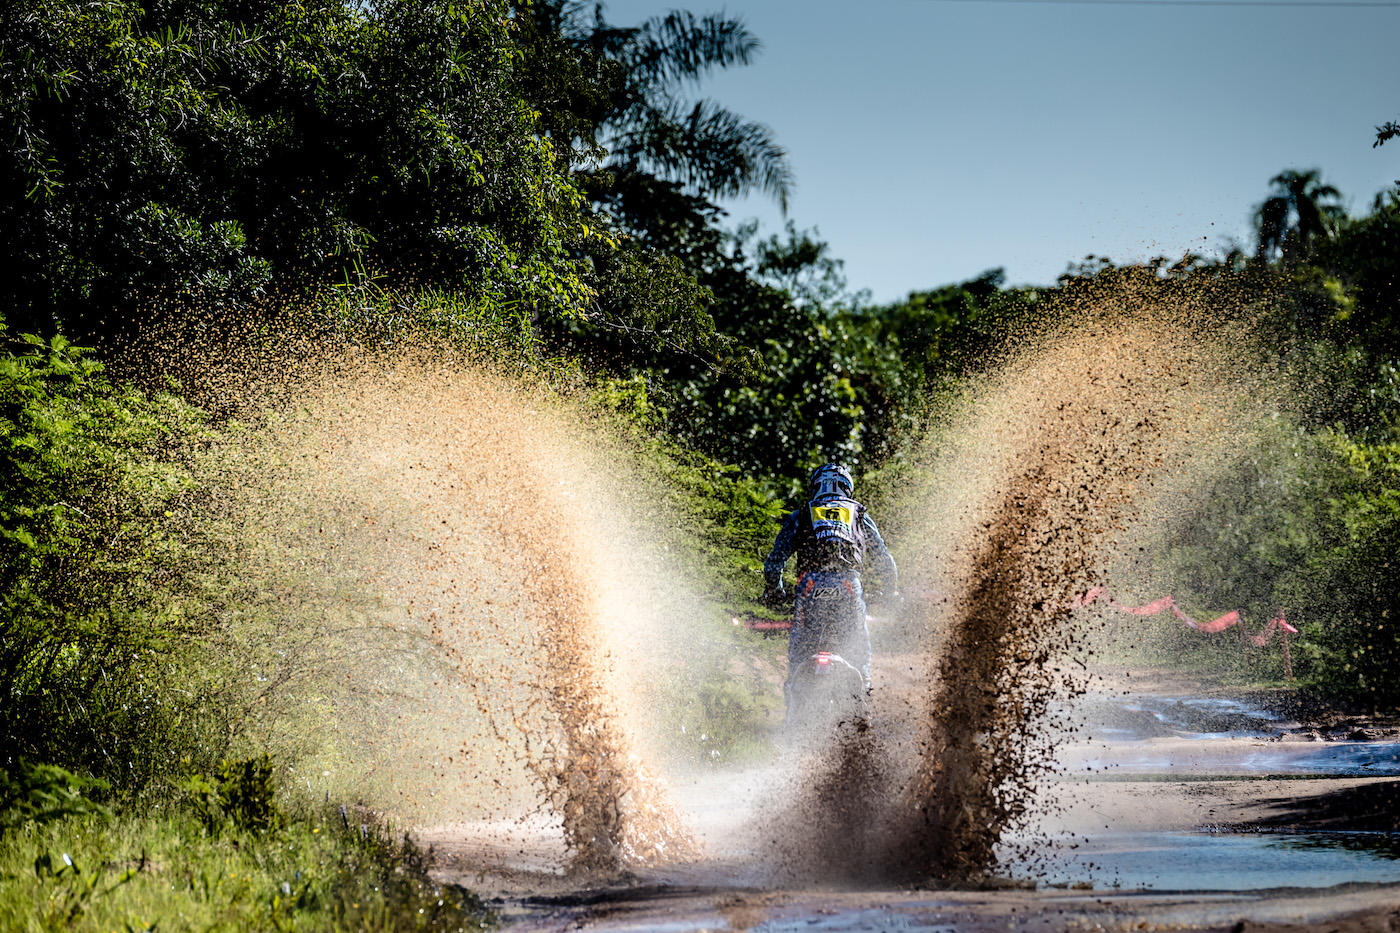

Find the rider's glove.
xmin=760 ymin=587 xmax=788 ymax=611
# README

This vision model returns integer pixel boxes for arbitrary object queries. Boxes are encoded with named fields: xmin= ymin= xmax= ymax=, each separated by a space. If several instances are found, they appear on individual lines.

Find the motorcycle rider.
xmin=762 ymin=463 xmax=898 ymax=719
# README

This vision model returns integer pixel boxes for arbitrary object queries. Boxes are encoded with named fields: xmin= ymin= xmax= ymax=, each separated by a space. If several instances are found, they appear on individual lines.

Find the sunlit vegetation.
xmin=2 ymin=0 xmax=1399 ymax=921
xmin=0 ymin=758 xmax=488 ymax=931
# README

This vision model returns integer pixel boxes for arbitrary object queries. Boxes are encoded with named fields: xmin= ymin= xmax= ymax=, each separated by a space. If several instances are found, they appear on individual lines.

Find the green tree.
xmin=0 ymin=323 xmax=218 ymax=786
xmin=1254 ymin=169 xmax=1345 ymax=264
xmin=588 ymin=9 xmax=791 ymax=208
xmin=1291 ymin=433 xmax=1400 ymax=701
xmin=1313 ymin=190 xmax=1400 ymax=370
xmin=864 ymin=269 xmax=1026 ymax=386
xmin=0 ymin=0 xmax=594 ymax=340
xmin=565 ymin=221 xmax=889 ymax=487
xmin=503 ymin=1 xmax=811 ymax=372
xmin=515 ymin=3 xmax=792 ymax=214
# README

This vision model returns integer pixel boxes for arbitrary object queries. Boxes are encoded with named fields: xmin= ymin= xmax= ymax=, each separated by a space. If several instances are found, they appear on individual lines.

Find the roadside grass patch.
xmin=0 ymin=803 xmax=490 ymax=932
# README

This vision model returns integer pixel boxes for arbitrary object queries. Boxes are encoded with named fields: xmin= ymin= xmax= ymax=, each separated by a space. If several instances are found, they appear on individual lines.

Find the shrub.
xmin=0 ymin=760 xmax=109 ymax=834
xmin=0 ymin=324 xmax=223 ymax=790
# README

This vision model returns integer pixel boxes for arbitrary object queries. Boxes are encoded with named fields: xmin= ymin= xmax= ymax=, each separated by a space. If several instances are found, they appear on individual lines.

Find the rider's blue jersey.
xmin=764 ymin=494 xmax=896 ymax=592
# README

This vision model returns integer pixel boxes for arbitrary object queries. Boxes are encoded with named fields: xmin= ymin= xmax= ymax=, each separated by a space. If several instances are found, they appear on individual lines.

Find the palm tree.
xmin=1254 ymin=169 xmax=1345 ymax=263
xmin=520 ymin=3 xmax=793 ymax=211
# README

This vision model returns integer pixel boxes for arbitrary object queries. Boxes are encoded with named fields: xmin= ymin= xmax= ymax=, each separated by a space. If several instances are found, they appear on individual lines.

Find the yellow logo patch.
xmin=811 ymin=505 xmax=852 ymax=525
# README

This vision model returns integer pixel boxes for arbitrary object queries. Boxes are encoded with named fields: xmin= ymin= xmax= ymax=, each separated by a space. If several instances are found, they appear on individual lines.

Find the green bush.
xmin=1291 ymin=433 xmax=1400 ymax=703
xmin=1138 ymin=415 xmax=1400 ymax=701
xmin=0 ymin=760 xmax=109 ymax=835
xmin=184 ymin=756 xmax=280 ymax=836
xmin=0 ymin=324 xmax=225 ymax=791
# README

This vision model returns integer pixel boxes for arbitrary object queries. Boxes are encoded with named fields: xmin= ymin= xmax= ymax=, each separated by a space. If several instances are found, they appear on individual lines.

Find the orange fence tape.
xmin=1075 ymin=589 xmax=1296 ymax=643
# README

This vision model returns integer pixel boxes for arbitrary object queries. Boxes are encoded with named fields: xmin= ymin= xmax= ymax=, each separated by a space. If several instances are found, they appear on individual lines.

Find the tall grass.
xmin=0 ymin=800 xmax=489 ymax=931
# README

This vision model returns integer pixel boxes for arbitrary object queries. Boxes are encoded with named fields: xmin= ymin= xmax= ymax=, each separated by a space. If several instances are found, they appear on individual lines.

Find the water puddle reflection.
xmin=1066 ymin=741 xmax=1400 ymax=777
xmin=1020 ymin=831 xmax=1400 ymax=890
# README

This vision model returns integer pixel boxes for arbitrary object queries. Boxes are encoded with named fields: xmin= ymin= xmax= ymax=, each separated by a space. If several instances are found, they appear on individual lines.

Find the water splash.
xmin=774 ymin=275 xmax=1274 ymax=883
xmin=197 ymin=349 xmax=705 ymax=875
xmin=896 ymin=277 xmax=1272 ymax=880
xmin=166 ymin=275 xmax=1290 ymax=888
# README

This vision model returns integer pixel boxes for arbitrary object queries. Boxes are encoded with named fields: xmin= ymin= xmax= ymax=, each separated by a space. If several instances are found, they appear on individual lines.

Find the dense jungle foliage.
xmin=2 ymin=0 xmax=1399 ymax=924
xmin=1121 ymin=183 xmax=1400 ymax=701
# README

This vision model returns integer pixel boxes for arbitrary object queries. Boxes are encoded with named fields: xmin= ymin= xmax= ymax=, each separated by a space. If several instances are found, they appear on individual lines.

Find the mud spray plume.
xmin=188 ymin=346 xmax=704 ymax=877
xmin=787 ymin=275 xmax=1272 ymax=883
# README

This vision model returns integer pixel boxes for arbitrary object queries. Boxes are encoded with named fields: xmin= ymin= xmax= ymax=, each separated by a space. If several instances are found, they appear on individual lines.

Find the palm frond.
xmin=1375 ymin=120 xmax=1399 ymax=148
xmin=624 ymin=12 xmax=761 ymax=90
xmin=609 ymin=98 xmax=792 ymax=209
xmin=1269 ymin=168 xmax=1316 ymax=188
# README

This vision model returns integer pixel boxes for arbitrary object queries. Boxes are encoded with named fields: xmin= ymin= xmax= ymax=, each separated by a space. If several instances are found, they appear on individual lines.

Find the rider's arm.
xmin=862 ymin=513 xmax=897 ymax=589
xmin=763 ymin=510 xmax=801 ymax=592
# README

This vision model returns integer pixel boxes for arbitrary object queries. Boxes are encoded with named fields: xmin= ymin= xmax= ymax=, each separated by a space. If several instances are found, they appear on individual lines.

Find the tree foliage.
xmin=0 ymin=0 xmax=596 ymax=339
xmin=1140 ymin=171 xmax=1400 ymax=696
xmin=1253 ymin=169 xmax=1344 ymax=264
xmin=1377 ymin=117 xmax=1399 ymax=185
xmin=1313 ymin=192 xmax=1400 ymax=367
xmin=0 ymin=324 xmax=223 ymax=786
xmin=515 ymin=3 xmax=792 ymax=210
xmin=1294 ymin=434 xmax=1400 ymax=699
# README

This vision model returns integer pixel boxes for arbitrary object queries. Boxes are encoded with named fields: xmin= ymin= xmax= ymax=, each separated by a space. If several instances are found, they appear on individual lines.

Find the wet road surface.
xmin=423 ymin=686 xmax=1400 ymax=930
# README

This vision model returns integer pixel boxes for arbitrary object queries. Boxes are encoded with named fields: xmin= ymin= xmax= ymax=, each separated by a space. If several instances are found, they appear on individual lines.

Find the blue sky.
xmin=603 ymin=0 xmax=1400 ymax=302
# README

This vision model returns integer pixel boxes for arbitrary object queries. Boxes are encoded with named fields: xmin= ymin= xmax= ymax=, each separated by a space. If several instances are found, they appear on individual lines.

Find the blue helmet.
xmin=809 ymin=463 xmax=854 ymax=499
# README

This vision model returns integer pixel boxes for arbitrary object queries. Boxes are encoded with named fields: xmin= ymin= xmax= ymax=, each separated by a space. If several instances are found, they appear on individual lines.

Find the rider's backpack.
xmin=799 ymin=495 xmax=867 ymax=570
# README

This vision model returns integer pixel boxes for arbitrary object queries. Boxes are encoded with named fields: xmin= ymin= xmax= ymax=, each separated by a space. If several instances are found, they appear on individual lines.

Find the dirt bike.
xmin=785 ymin=646 xmax=868 ymax=735
xmin=762 ymin=584 xmax=898 ymax=735
xmin=774 ymin=585 xmax=874 ymax=734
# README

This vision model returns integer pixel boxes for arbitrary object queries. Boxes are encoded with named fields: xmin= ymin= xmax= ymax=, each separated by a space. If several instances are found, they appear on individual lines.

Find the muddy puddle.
xmin=1019 ymin=830 xmax=1400 ymax=891
xmin=1060 ymin=692 xmax=1400 ymax=776
xmin=1065 ymin=741 xmax=1400 ymax=777
xmin=419 ymin=676 xmax=1400 ymax=932
xmin=1066 ymin=693 xmax=1287 ymax=740
xmin=993 ymin=689 xmax=1400 ymax=894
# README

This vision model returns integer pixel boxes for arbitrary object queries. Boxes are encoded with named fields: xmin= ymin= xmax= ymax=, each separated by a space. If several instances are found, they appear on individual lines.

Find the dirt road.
xmin=421 ymin=779 xmax=1400 ymax=930
xmin=420 ymin=668 xmax=1400 ymax=931
xmin=479 ymin=882 xmax=1400 ymax=932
